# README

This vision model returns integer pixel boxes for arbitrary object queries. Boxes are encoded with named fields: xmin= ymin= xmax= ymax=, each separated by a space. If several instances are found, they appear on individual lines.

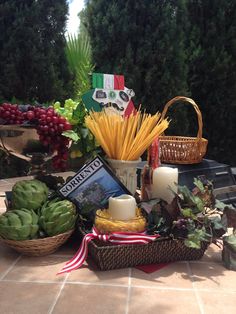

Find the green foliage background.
xmin=83 ymin=0 xmax=236 ymax=166
xmin=0 ymin=0 xmax=73 ymax=103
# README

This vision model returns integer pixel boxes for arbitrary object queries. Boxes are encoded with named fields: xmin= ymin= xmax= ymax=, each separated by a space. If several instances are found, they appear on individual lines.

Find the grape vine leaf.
xmin=181 ymin=208 xmax=197 ymax=219
xmin=72 ymin=103 xmax=86 ymax=123
xmin=184 ymin=228 xmax=210 ymax=249
xmin=193 ymin=178 xmax=205 ymax=193
xmin=62 ymin=130 xmax=80 ymax=142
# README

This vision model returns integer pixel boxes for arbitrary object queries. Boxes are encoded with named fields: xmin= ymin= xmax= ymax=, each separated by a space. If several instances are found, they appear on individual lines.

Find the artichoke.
xmin=12 ymin=179 xmax=48 ymax=211
xmin=0 ymin=209 xmax=39 ymax=240
xmin=39 ymin=199 xmax=77 ymax=236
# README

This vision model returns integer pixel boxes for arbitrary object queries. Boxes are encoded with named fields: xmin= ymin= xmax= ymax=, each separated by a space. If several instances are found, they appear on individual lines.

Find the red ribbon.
xmin=58 ymin=227 xmax=160 ymax=274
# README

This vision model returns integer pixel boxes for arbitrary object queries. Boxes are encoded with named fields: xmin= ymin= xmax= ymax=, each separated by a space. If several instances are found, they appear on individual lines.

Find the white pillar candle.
xmin=151 ymin=167 xmax=178 ymax=204
xmin=108 ymin=194 xmax=136 ymax=220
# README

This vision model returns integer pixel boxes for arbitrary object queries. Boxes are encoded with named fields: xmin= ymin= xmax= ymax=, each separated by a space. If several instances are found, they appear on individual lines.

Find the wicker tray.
xmin=159 ymin=96 xmax=208 ymax=164
xmin=0 ymin=229 xmax=74 ymax=256
xmin=78 ymin=228 xmax=208 ymax=270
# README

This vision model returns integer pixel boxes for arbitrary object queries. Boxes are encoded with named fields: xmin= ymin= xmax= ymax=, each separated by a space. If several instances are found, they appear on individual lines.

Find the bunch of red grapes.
xmin=0 ymin=103 xmax=72 ymax=171
xmin=0 ymin=103 xmax=24 ymax=124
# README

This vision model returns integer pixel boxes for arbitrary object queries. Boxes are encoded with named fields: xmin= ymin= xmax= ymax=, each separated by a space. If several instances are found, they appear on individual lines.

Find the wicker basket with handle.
xmin=159 ymin=96 xmax=208 ymax=164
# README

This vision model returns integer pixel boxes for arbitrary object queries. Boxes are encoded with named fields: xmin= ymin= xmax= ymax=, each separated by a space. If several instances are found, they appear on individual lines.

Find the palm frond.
xmin=65 ymin=32 xmax=94 ymax=100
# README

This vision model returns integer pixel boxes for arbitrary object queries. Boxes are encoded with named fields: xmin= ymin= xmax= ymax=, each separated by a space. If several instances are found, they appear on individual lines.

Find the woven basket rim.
xmin=90 ymin=237 xmax=179 ymax=250
xmin=0 ymin=229 xmax=74 ymax=246
xmin=79 ymin=227 xmax=208 ymax=250
xmin=159 ymin=136 xmax=208 ymax=142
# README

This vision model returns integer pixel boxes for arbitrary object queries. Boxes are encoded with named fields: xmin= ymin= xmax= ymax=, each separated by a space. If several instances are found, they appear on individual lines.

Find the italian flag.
xmin=92 ymin=73 xmax=125 ymax=90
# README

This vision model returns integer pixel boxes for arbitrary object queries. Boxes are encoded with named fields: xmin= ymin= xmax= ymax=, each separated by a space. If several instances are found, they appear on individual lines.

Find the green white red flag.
xmin=92 ymin=73 xmax=125 ymax=90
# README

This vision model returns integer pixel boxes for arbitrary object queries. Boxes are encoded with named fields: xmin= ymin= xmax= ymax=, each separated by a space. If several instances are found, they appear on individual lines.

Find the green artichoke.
xmin=0 ymin=209 xmax=39 ymax=240
xmin=12 ymin=179 xmax=48 ymax=211
xmin=39 ymin=199 xmax=77 ymax=236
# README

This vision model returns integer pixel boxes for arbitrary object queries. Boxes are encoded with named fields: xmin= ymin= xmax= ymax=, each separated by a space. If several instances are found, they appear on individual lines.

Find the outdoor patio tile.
xmin=0 ymin=281 xmax=61 ymax=314
xmin=1 ymin=176 xmax=34 ymax=184
xmin=51 ymin=235 xmax=80 ymax=257
xmin=67 ymin=261 xmax=130 ymax=285
xmin=0 ymin=184 xmax=12 ymax=193
xmin=52 ymin=284 xmax=127 ymax=314
xmin=198 ymin=290 xmax=236 ymax=314
xmin=189 ymin=261 xmax=236 ymax=290
xmin=0 ymin=206 xmax=6 ymax=214
xmin=128 ymin=288 xmax=200 ymax=314
xmin=0 ymin=244 xmax=20 ymax=277
xmin=3 ymin=255 xmax=68 ymax=282
xmin=200 ymin=243 xmax=222 ymax=263
xmin=131 ymin=262 xmax=193 ymax=288
xmin=0 ymin=179 xmax=9 ymax=185
xmin=0 ymin=195 xmax=6 ymax=207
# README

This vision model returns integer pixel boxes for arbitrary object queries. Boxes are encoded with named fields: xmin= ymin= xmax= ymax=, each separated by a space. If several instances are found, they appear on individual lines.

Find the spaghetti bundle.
xmin=85 ymin=110 xmax=169 ymax=161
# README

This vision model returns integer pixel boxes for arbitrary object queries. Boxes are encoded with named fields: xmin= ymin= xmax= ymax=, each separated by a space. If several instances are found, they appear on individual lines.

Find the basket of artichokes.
xmin=0 ymin=180 xmax=77 ymax=256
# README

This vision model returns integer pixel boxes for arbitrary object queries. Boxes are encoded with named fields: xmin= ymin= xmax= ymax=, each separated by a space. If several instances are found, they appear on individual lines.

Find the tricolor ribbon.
xmin=57 ymin=227 xmax=160 ymax=274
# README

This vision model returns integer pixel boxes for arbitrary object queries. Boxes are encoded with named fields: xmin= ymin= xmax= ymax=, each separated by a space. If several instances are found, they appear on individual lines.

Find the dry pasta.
xmin=95 ymin=208 xmax=146 ymax=233
xmin=85 ymin=110 xmax=169 ymax=160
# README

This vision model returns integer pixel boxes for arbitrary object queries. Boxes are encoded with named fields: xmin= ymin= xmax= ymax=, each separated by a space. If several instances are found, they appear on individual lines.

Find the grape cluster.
xmin=174 ymin=218 xmax=187 ymax=230
xmin=0 ymin=103 xmax=72 ymax=171
xmin=53 ymin=98 xmax=78 ymax=125
xmin=0 ymin=103 xmax=24 ymax=124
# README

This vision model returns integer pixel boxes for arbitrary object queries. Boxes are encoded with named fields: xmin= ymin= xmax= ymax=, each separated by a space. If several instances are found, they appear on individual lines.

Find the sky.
xmin=67 ymin=0 xmax=85 ymax=35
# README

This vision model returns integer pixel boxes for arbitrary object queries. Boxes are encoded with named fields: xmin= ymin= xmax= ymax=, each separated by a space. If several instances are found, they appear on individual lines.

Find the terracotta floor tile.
xmin=67 ymin=260 xmax=130 ymax=285
xmin=0 ymin=281 xmax=61 ymax=314
xmin=131 ymin=262 xmax=193 ymax=288
xmin=0 ymin=207 xmax=6 ymax=214
xmin=0 ymin=184 xmax=14 ymax=194
xmin=0 ymin=244 xmax=20 ymax=277
xmin=198 ymin=291 xmax=236 ymax=314
xmin=0 ymin=179 xmax=9 ymax=185
xmin=0 ymin=196 xmax=6 ymax=208
xmin=128 ymin=288 xmax=200 ymax=314
xmin=4 ymin=255 xmax=68 ymax=282
xmin=189 ymin=261 xmax=236 ymax=290
xmin=1 ymin=176 xmax=34 ymax=184
xmin=201 ymin=243 xmax=222 ymax=263
xmin=53 ymin=284 xmax=127 ymax=314
xmin=51 ymin=236 xmax=80 ymax=257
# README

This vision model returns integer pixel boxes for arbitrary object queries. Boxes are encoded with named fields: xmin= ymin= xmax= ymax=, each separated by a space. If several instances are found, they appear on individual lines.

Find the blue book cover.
xmin=58 ymin=155 xmax=131 ymax=217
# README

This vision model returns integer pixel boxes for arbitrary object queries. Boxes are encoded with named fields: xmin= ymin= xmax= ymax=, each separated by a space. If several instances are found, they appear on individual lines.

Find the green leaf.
xmin=193 ymin=178 xmax=205 ymax=193
xmin=215 ymin=199 xmax=235 ymax=211
xmin=184 ymin=238 xmax=201 ymax=249
xmin=208 ymin=215 xmax=226 ymax=230
xmin=181 ymin=208 xmax=197 ymax=219
xmin=184 ymin=227 xmax=210 ymax=249
xmin=177 ymin=184 xmax=204 ymax=213
xmin=81 ymin=127 xmax=89 ymax=138
xmin=72 ymin=103 xmax=86 ymax=123
xmin=224 ymin=234 xmax=236 ymax=253
xmin=62 ymin=130 xmax=80 ymax=142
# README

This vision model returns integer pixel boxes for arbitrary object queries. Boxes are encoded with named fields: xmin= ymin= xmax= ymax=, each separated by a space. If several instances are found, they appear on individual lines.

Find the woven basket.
xmin=159 ymin=96 xmax=208 ymax=164
xmin=79 ymin=228 xmax=208 ymax=271
xmin=0 ymin=229 xmax=74 ymax=256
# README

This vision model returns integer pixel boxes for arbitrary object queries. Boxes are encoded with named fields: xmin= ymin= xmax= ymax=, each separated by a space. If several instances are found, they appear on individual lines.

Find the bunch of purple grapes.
xmin=0 ymin=103 xmax=24 ymax=124
xmin=174 ymin=218 xmax=188 ymax=230
xmin=0 ymin=103 xmax=72 ymax=171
